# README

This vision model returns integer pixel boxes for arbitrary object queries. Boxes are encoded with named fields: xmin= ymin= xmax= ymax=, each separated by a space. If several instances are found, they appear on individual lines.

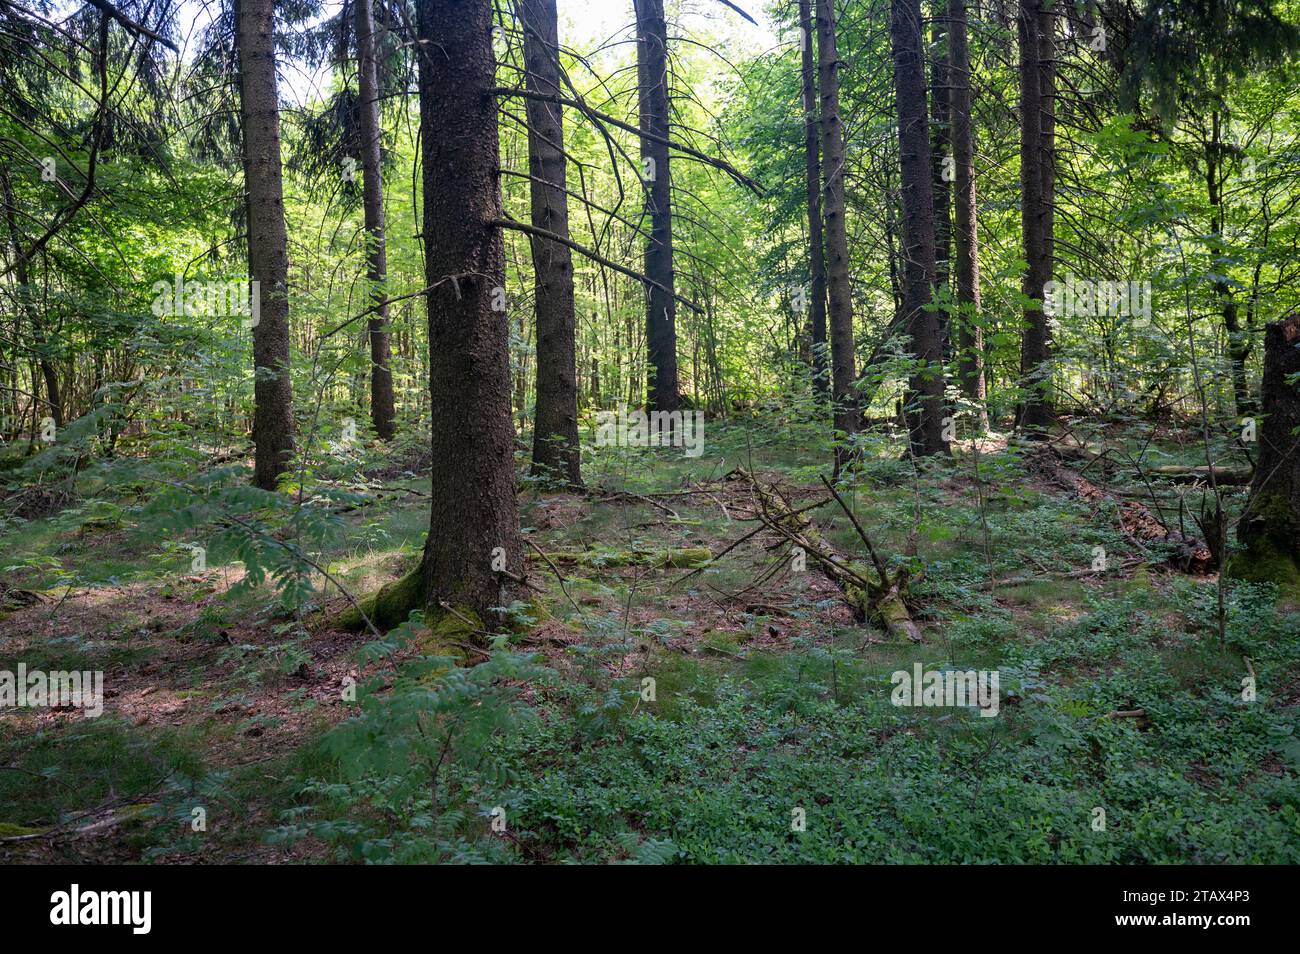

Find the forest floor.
xmin=2 ymin=416 xmax=1298 ymax=863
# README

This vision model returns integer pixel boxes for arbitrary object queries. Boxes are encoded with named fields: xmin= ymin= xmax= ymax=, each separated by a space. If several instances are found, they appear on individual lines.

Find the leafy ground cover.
xmin=2 ymin=418 xmax=1297 ymax=863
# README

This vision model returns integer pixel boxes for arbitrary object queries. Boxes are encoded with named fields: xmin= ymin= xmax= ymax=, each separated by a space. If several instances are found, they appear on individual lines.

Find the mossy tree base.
xmin=333 ymin=565 xmax=511 ymax=661
xmin=1226 ymin=541 xmax=1300 ymax=600
xmin=1232 ymin=315 xmax=1300 ymax=600
xmin=417 ymin=608 xmax=484 ymax=661
xmin=336 ymin=564 xmax=425 ymax=632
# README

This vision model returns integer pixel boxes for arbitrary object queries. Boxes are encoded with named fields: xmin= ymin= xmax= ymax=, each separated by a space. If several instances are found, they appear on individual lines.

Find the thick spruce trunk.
xmin=891 ymin=0 xmax=950 ymax=456
xmin=415 ymin=0 xmax=523 ymax=628
xmin=1016 ymin=0 xmax=1055 ymax=436
xmin=947 ymin=0 xmax=987 ymax=426
xmin=1229 ymin=313 xmax=1300 ymax=594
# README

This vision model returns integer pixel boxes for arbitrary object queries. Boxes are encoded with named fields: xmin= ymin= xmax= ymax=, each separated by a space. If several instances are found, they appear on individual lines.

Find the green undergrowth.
xmin=3 ymin=419 xmax=1298 ymax=863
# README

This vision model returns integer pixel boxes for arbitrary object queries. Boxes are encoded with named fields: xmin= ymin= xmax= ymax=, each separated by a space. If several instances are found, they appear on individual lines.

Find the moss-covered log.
xmin=1148 ymin=464 xmax=1253 ymax=485
xmin=1035 ymin=448 xmax=1212 ymax=572
xmin=543 ymin=547 xmax=712 ymax=569
xmin=740 ymin=470 xmax=923 ymax=641
xmin=844 ymin=574 xmax=922 ymax=642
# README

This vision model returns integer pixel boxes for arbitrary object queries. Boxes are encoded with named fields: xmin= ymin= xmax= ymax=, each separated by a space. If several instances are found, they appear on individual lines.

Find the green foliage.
xmin=268 ymin=622 xmax=549 ymax=863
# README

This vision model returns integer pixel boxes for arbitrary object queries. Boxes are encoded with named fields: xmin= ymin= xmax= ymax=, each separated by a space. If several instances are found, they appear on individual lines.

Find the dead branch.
xmin=733 ymin=469 xmax=923 ymax=642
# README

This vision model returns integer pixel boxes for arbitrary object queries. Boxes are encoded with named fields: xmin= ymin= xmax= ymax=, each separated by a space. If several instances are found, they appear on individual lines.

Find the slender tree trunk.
xmin=948 ymin=0 xmax=986 ymax=427
xmin=523 ymin=0 xmax=582 ymax=485
xmin=1230 ymin=312 xmax=1300 ymax=590
xmin=891 ymin=0 xmax=950 ymax=456
xmin=515 ymin=307 xmax=528 ymax=430
xmin=1206 ymin=112 xmax=1255 ymax=418
xmin=799 ymin=0 xmax=829 ymax=401
xmin=635 ymin=0 xmax=679 ymax=418
xmin=930 ymin=0 xmax=951 ymax=308
xmin=414 ymin=0 xmax=522 ymax=624
xmin=237 ymin=0 xmax=295 ymax=489
xmin=816 ymin=0 xmax=856 ymax=464
xmin=1016 ymin=0 xmax=1054 ymax=435
xmin=354 ymin=0 xmax=395 ymax=440
xmin=0 ymin=171 xmax=62 ymax=430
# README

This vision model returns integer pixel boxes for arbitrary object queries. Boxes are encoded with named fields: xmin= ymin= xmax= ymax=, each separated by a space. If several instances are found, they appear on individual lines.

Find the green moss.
xmin=0 ymin=822 xmax=45 ymax=837
xmin=1228 ymin=491 xmax=1300 ymax=597
xmin=700 ymin=630 xmax=743 ymax=656
xmin=334 ymin=563 xmax=483 ymax=664
xmin=419 ymin=607 xmax=481 ymax=660
xmin=115 ymin=803 xmax=156 ymax=824
xmin=545 ymin=547 xmax=712 ymax=569
xmin=1127 ymin=566 xmax=1154 ymax=595
xmin=336 ymin=564 xmax=424 ymax=632
xmin=1226 ymin=543 xmax=1300 ymax=599
xmin=1251 ymin=491 xmax=1294 ymax=528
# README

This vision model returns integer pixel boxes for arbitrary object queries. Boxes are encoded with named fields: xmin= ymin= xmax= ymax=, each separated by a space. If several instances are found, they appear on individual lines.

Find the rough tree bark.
xmin=1016 ymin=0 xmax=1055 ymax=436
xmin=354 ymin=0 xmax=395 ymax=440
xmin=930 ymin=0 xmax=951 ymax=307
xmin=1229 ymin=312 xmax=1300 ymax=593
xmin=816 ymin=0 xmax=856 ymax=464
xmin=799 ymin=0 xmax=829 ymax=401
xmin=891 ymin=0 xmax=950 ymax=456
xmin=237 ymin=0 xmax=296 ymax=489
xmin=635 ymin=0 xmax=680 ymax=418
xmin=341 ymin=0 xmax=525 ymax=641
xmin=523 ymin=0 xmax=582 ymax=485
xmin=947 ymin=0 xmax=987 ymax=427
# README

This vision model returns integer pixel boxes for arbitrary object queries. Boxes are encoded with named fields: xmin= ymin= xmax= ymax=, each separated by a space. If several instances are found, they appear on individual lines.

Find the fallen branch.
xmin=972 ymin=559 xmax=1145 ymax=590
xmin=544 ymin=547 xmax=712 ymax=569
xmin=1032 ymin=448 xmax=1212 ymax=573
xmin=1147 ymin=464 xmax=1253 ymax=485
xmin=737 ymin=470 xmax=923 ymax=642
xmin=589 ymin=490 xmax=680 ymax=520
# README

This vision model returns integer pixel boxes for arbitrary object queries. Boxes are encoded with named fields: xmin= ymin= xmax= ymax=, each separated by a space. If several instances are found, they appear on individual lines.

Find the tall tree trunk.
xmin=891 ymin=0 xmax=950 ymax=456
xmin=0 ymin=170 xmax=62 ymax=430
xmin=930 ymin=0 xmax=951 ymax=308
xmin=635 ymin=0 xmax=679 ymax=417
xmin=523 ymin=0 xmax=582 ymax=485
xmin=1016 ymin=0 xmax=1055 ymax=435
xmin=354 ymin=0 xmax=396 ymax=440
xmin=816 ymin=0 xmax=856 ymax=464
xmin=237 ymin=0 xmax=295 ymax=489
xmin=799 ymin=0 xmax=829 ymax=401
xmin=414 ymin=0 xmax=522 ymax=624
xmin=1206 ymin=111 xmax=1254 ymax=418
xmin=948 ymin=0 xmax=986 ymax=426
xmin=1229 ymin=312 xmax=1300 ymax=591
